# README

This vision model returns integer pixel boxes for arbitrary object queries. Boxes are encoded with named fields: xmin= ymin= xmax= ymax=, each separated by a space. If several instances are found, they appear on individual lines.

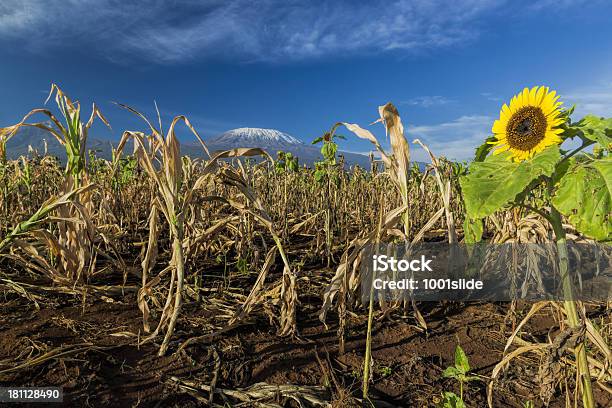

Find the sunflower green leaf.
xmin=460 ymin=146 xmax=560 ymax=219
xmin=552 ymin=157 xmax=612 ymax=241
xmin=463 ymin=217 xmax=483 ymax=243
xmin=573 ymin=115 xmax=612 ymax=147
xmin=473 ymin=136 xmax=497 ymax=162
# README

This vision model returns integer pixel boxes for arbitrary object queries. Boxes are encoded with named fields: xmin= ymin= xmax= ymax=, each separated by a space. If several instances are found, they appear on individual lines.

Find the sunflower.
xmin=490 ymin=86 xmax=564 ymax=162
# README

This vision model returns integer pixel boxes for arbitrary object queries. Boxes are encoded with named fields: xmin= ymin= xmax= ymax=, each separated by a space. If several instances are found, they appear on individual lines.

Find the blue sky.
xmin=1 ymin=0 xmax=612 ymax=161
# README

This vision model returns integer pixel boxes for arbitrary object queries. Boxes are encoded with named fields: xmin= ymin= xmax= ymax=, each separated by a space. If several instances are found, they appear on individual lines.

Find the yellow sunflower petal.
xmin=508 ymin=95 xmax=518 ymax=113
xmin=493 ymin=145 xmax=510 ymax=155
xmin=548 ymin=117 xmax=564 ymax=127
xmin=501 ymin=103 xmax=512 ymax=120
xmin=541 ymin=91 xmax=559 ymax=112
xmin=492 ymin=119 xmax=506 ymax=134
xmin=519 ymin=88 xmax=529 ymax=106
xmin=529 ymin=86 xmax=538 ymax=105
xmin=535 ymin=86 xmax=547 ymax=105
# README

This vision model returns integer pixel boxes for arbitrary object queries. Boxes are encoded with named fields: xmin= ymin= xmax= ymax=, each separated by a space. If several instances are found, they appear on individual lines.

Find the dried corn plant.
xmin=413 ymin=139 xmax=458 ymax=244
xmin=115 ymin=109 xmax=208 ymax=355
xmin=223 ymin=165 xmax=298 ymax=335
xmin=0 ymin=184 xmax=94 ymax=256
xmin=0 ymin=84 xmax=111 ymax=283
xmin=319 ymin=103 xmax=444 ymax=326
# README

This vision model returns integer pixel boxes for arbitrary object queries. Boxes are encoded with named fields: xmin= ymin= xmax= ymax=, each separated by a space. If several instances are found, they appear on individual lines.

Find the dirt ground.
xmin=1 ymin=267 xmax=610 ymax=408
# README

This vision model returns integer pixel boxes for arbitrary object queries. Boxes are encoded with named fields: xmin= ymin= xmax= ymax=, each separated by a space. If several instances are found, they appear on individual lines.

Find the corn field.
xmin=0 ymin=86 xmax=610 ymax=407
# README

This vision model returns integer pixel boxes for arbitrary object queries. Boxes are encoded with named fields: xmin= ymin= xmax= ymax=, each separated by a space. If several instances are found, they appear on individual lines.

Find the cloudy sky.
xmin=1 ymin=0 xmax=611 ymax=161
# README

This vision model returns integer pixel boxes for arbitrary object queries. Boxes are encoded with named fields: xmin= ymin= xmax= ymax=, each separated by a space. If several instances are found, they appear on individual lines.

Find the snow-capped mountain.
xmin=205 ymin=127 xmax=372 ymax=166
xmin=208 ymin=127 xmax=304 ymax=149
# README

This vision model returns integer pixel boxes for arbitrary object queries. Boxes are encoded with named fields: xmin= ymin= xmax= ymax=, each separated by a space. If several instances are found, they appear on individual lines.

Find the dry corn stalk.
xmin=229 ymin=246 xmax=278 ymax=324
xmin=212 ymin=164 xmax=298 ymax=336
xmin=413 ymin=139 xmax=457 ymax=244
xmin=116 ymin=112 xmax=198 ymax=355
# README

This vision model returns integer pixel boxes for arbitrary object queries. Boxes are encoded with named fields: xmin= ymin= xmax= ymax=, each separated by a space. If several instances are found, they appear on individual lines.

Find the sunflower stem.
xmin=516 ymin=203 xmax=553 ymax=224
xmin=549 ymin=207 xmax=595 ymax=408
xmin=560 ymin=139 xmax=595 ymax=164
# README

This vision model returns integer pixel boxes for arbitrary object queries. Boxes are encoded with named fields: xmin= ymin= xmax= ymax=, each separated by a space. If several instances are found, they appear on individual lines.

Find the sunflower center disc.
xmin=506 ymin=106 xmax=547 ymax=151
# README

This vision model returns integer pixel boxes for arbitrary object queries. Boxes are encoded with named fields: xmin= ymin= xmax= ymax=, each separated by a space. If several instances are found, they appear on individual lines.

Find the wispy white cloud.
xmin=407 ymin=115 xmax=492 ymax=161
xmin=563 ymin=81 xmax=612 ymax=118
xmin=0 ymin=0 xmax=504 ymax=63
xmin=480 ymin=92 xmax=502 ymax=102
xmin=401 ymin=95 xmax=454 ymax=108
xmin=528 ymin=0 xmax=592 ymax=11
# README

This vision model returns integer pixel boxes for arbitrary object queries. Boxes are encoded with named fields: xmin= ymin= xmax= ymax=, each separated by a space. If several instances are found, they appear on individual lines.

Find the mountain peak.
xmin=211 ymin=128 xmax=303 ymax=147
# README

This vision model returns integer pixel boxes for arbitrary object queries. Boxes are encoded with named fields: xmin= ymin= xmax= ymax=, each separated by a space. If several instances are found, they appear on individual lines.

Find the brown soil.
xmin=0 ymin=271 xmax=610 ymax=408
